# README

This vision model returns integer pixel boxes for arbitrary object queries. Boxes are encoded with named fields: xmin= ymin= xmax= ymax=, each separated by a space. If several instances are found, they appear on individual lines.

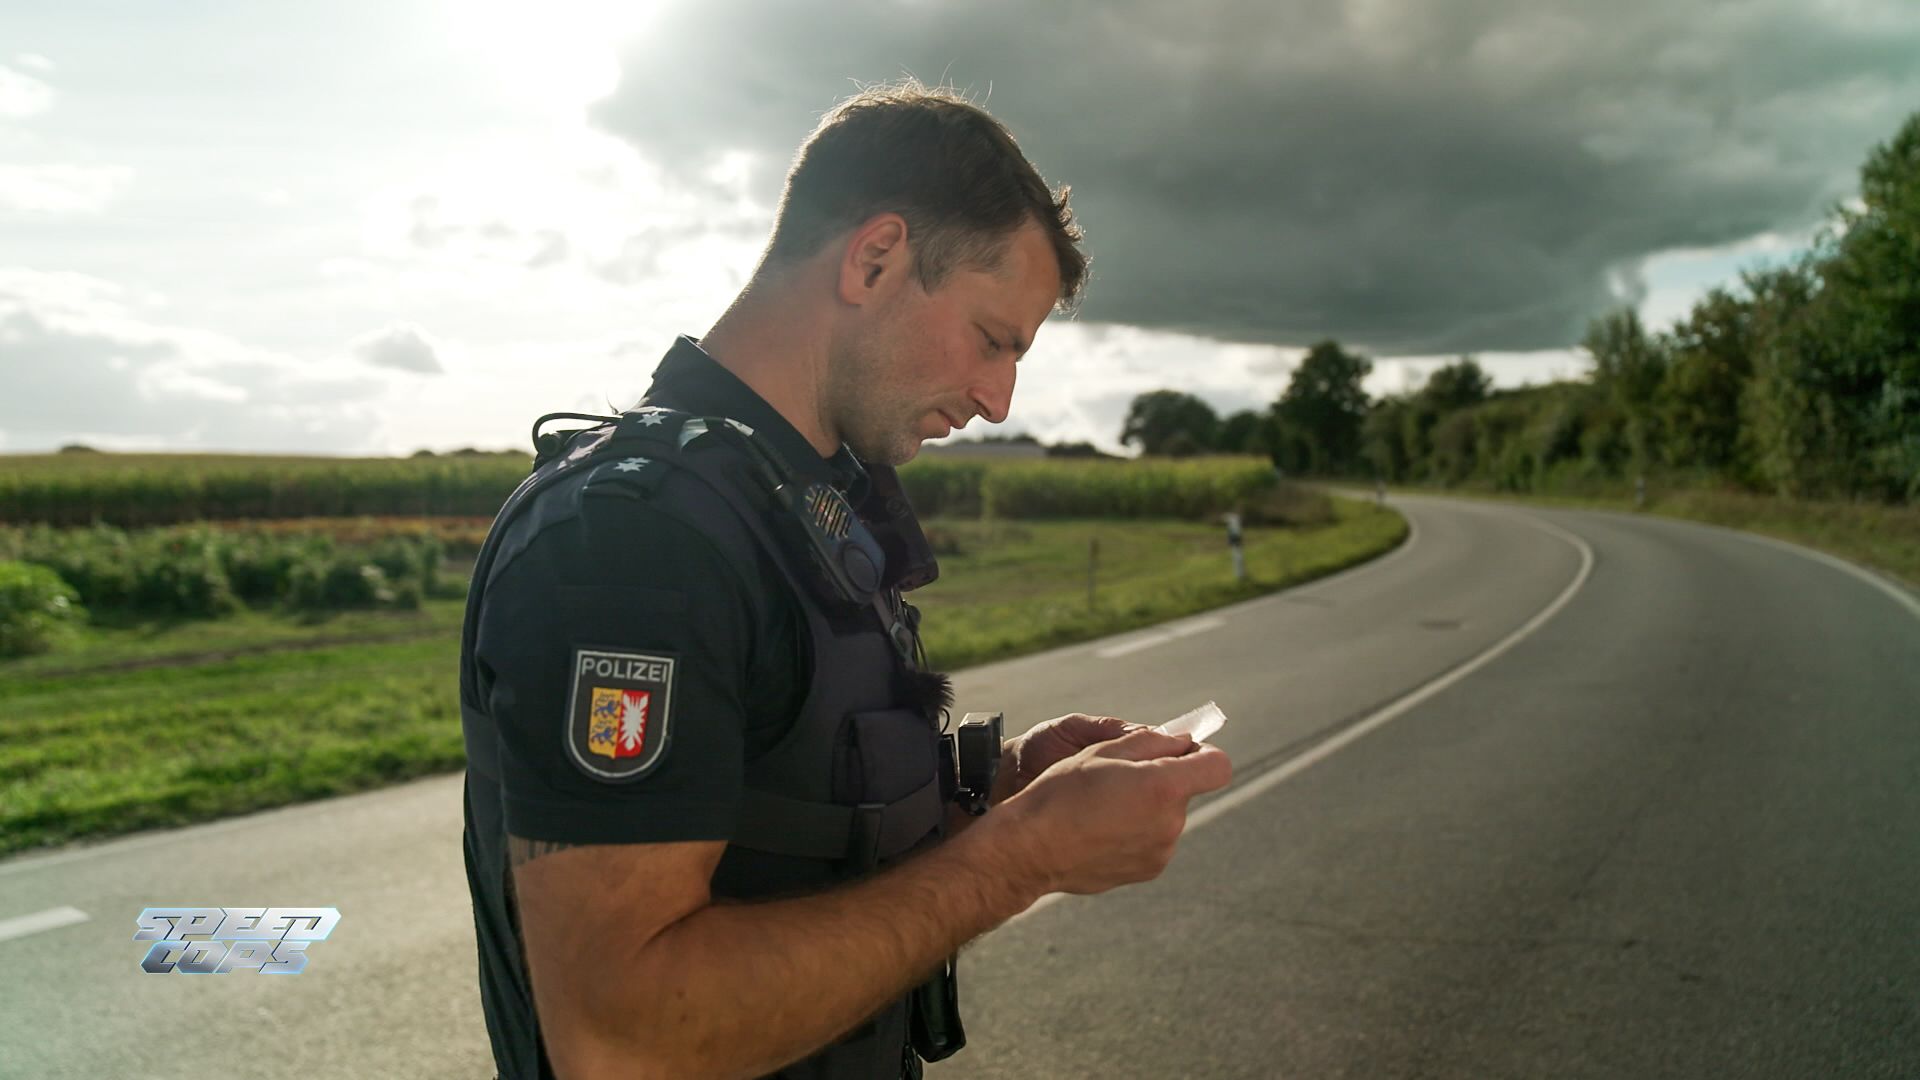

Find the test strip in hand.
xmin=1156 ymin=701 xmax=1227 ymax=743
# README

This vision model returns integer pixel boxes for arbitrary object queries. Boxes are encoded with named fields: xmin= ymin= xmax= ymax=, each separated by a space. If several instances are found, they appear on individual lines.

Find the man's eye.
xmin=980 ymin=329 xmax=1000 ymax=351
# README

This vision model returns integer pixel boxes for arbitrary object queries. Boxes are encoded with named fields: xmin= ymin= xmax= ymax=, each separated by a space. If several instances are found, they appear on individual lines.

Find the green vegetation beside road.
xmin=0 ymin=497 xmax=1406 ymax=857
xmin=918 ymin=499 xmax=1405 ymax=670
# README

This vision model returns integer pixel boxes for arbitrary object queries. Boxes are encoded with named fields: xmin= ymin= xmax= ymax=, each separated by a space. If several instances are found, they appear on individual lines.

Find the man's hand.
xmin=997 ymin=713 xmax=1149 ymax=804
xmin=984 ymin=727 xmax=1233 ymax=897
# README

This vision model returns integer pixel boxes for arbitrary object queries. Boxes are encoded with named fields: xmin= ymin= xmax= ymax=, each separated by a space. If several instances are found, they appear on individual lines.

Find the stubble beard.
xmin=826 ymin=324 xmax=924 ymax=467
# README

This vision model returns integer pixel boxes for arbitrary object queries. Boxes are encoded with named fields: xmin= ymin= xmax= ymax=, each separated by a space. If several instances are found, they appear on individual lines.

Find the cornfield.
xmin=3 ymin=451 xmax=1285 ymax=527
xmin=0 ymin=453 xmax=531 ymax=527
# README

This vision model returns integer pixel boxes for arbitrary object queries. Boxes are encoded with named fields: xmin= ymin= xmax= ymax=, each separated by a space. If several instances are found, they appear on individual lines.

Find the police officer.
xmin=459 ymin=80 xmax=1233 ymax=1080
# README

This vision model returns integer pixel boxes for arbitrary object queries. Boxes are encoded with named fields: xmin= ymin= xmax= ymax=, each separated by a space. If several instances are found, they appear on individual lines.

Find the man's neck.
xmin=697 ymin=283 xmax=840 ymax=459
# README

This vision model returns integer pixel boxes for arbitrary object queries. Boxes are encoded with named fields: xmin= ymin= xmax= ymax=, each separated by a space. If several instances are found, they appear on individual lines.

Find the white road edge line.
xmin=0 ymin=906 xmax=90 ymax=944
xmin=1095 ymin=616 xmax=1227 ymax=659
xmin=1167 ymin=616 xmax=1227 ymax=638
xmin=1010 ymin=509 xmax=1595 ymax=925
xmin=1711 ymin=527 xmax=1920 ymax=624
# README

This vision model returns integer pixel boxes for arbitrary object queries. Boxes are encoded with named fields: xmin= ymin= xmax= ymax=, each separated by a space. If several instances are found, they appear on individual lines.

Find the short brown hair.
xmin=760 ymin=79 xmax=1088 ymax=311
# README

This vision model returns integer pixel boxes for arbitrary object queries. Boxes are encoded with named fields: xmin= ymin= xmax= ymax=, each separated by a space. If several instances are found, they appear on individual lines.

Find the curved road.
xmin=1 ymin=495 xmax=1916 ymax=1078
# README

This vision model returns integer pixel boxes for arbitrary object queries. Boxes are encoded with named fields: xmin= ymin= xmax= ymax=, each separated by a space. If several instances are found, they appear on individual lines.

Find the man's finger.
xmin=1150 ymin=742 xmax=1234 ymax=795
xmin=1093 ymin=727 xmax=1194 ymax=762
xmin=1066 ymin=714 xmax=1133 ymax=743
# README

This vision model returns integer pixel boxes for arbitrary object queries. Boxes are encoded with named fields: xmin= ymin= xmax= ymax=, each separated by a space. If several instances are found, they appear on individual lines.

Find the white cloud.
xmin=0 ymin=163 xmax=133 ymax=215
xmin=0 ymin=63 xmax=54 ymax=117
xmin=12 ymin=54 xmax=55 ymax=73
xmin=351 ymin=324 xmax=445 ymax=374
xmin=0 ymin=267 xmax=393 ymax=453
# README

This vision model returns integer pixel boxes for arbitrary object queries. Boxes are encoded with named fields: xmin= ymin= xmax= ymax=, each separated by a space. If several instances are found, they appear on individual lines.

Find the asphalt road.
xmin=2 ymin=494 xmax=1916 ymax=1079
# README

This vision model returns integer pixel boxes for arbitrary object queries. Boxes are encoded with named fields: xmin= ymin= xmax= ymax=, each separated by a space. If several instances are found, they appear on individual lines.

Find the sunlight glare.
xmin=442 ymin=0 xmax=663 ymax=113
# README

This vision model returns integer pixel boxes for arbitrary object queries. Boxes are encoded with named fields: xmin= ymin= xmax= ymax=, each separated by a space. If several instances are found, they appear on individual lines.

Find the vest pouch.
xmin=907 ymin=954 xmax=966 ymax=1062
xmin=835 ymin=708 xmax=945 ymax=874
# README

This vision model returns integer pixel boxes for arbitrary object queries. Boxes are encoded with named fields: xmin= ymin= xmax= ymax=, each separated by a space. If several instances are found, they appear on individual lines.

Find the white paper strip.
xmin=1156 ymin=700 xmax=1227 ymax=743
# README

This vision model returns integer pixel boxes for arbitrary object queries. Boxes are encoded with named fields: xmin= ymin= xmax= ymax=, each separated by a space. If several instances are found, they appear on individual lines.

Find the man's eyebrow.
xmin=997 ymin=321 xmax=1029 ymax=358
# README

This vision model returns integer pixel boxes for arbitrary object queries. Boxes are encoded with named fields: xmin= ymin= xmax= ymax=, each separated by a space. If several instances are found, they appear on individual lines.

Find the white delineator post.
xmin=1225 ymin=512 xmax=1246 ymax=582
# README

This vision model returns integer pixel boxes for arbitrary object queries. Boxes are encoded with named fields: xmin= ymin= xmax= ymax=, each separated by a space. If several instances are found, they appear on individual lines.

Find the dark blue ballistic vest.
xmin=460 ymin=407 xmax=952 ymax=1080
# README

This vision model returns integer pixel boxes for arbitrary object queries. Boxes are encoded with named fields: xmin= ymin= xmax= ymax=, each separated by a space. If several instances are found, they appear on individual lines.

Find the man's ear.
xmin=837 ymin=213 xmax=910 ymax=306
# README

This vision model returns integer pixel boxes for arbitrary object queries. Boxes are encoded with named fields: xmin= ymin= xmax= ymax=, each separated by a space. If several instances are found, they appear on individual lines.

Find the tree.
xmin=1272 ymin=339 xmax=1372 ymax=474
xmin=1660 ymin=287 xmax=1754 ymax=476
xmin=1419 ymin=358 xmax=1492 ymax=413
xmin=1812 ymin=110 xmax=1920 ymax=498
xmin=1119 ymin=390 xmax=1220 ymax=456
xmin=1214 ymin=409 xmax=1270 ymax=454
xmin=1361 ymin=397 xmax=1413 ymax=482
xmin=1045 ymin=441 xmax=1122 ymax=460
xmin=1739 ymin=262 xmax=1839 ymax=497
xmin=1581 ymin=309 xmax=1669 ymax=470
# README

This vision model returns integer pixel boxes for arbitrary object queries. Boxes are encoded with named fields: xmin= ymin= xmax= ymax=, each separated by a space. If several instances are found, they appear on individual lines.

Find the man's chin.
xmin=846 ymin=433 xmax=920 ymax=467
xmin=876 ymin=443 xmax=920 ymax=467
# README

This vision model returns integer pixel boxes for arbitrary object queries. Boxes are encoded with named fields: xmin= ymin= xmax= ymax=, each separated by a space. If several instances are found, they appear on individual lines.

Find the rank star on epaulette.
xmin=614 ymin=457 xmax=650 ymax=472
xmin=566 ymin=648 xmax=676 ymax=782
xmin=565 ymin=427 xmax=614 ymax=462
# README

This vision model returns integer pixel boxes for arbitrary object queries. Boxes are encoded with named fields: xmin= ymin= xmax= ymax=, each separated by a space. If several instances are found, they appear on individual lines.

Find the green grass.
xmin=0 ymin=499 xmax=1406 ymax=856
xmin=0 ymin=597 xmax=468 ymax=679
xmin=917 ymin=501 xmax=1408 ymax=669
xmin=1389 ymin=484 xmax=1919 ymax=590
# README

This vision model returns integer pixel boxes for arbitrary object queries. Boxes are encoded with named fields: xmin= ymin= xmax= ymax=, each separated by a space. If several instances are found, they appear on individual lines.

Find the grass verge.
xmin=0 ymin=497 xmax=1405 ymax=856
xmin=1387 ymin=485 xmax=1918 ymax=590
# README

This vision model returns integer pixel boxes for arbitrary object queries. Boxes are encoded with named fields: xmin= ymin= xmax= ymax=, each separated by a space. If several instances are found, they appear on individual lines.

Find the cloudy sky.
xmin=2 ymin=0 xmax=1915 ymax=456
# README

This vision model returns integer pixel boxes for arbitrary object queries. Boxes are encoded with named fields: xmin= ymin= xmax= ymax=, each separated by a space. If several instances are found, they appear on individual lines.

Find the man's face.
xmin=828 ymin=220 xmax=1063 ymax=466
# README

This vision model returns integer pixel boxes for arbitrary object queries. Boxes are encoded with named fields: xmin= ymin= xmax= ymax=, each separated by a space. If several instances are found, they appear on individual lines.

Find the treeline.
xmin=1122 ymin=110 xmax=1919 ymax=504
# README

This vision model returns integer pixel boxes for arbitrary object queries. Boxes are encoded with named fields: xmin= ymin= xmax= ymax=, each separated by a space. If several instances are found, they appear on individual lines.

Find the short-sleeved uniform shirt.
xmin=460 ymin=335 xmax=870 ymax=1080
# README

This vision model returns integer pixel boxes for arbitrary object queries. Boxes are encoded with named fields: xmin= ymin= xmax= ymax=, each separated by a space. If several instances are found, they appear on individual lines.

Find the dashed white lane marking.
xmin=0 ymin=906 xmax=90 ymax=944
xmin=1012 ymin=510 xmax=1595 ymax=925
xmin=1095 ymin=615 xmax=1228 ymax=659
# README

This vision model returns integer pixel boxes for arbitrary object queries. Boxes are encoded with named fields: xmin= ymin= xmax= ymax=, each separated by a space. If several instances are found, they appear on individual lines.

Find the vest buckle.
xmin=847 ymin=802 xmax=887 ymax=872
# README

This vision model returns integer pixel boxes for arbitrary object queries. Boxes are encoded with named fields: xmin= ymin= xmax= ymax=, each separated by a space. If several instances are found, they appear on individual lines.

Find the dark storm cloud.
xmin=590 ymin=0 xmax=1920 ymax=353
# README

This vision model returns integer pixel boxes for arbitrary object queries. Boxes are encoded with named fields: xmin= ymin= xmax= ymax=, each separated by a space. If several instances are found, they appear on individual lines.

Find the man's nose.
xmin=969 ymin=363 xmax=1016 ymax=425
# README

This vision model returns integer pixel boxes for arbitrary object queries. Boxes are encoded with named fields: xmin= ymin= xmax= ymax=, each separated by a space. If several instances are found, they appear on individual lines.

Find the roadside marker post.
xmin=1225 ymin=512 xmax=1246 ymax=582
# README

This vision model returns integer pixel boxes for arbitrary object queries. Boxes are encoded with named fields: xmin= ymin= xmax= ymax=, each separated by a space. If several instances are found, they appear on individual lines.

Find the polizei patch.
xmin=566 ymin=648 xmax=676 ymax=782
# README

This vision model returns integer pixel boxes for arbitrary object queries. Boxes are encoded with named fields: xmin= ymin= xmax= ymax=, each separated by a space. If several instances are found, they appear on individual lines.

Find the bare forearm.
xmin=574 ymin=824 xmax=1036 ymax=1079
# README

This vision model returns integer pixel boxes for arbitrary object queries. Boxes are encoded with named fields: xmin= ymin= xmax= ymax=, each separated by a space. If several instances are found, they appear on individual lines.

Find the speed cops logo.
xmin=567 ymin=648 xmax=675 ymax=781
xmin=133 ymin=907 xmax=338 ymax=974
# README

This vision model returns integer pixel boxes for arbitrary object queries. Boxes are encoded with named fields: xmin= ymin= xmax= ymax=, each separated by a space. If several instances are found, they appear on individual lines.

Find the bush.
xmin=290 ymin=560 xmax=395 ymax=609
xmin=1240 ymin=482 xmax=1336 ymax=527
xmin=0 ymin=560 xmax=87 ymax=657
xmin=134 ymin=529 xmax=240 ymax=617
xmin=0 ymin=523 xmax=445 ymax=617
